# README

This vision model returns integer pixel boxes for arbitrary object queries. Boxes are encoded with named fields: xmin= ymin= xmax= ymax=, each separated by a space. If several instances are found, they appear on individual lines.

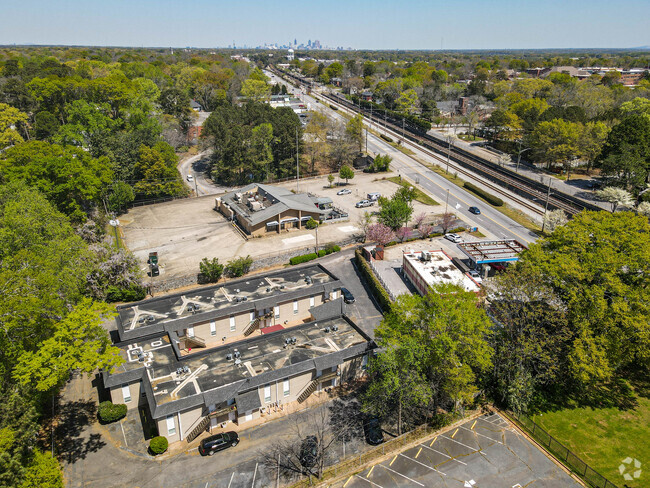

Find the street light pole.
xmin=296 ymin=128 xmax=300 ymax=192
xmin=445 ymin=188 xmax=450 ymax=214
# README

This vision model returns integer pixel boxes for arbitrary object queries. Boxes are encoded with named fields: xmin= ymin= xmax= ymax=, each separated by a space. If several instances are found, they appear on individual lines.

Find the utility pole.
xmin=541 ymin=178 xmax=552 ymax=233
xmin=445 ymin=188 xmax=450 ymax=214
xmin=194 ymin=177 xmax=198 ymax=197
xmin=446 ymin=135 xmax=452 ymax=174
xmin=365 ymin=127 xmax=368 ymax=155
xmin=402 ymin=118 xmax=405 ymax=143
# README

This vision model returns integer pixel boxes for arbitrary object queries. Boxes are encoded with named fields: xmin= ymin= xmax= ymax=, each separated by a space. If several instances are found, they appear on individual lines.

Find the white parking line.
xmin=355 ymin=474 xmax=384 ymax=487
xmin=461 ymin=426 xmax=504 ymax=444
xmin=419 ymin=444 xmax=468 ymax=465
xmin=441 ymin=435 xmax=481 ymax=452
xmin=227 ymin=472 xmax=234 ymax=488
xmin=378 ymin=464 xmax=424 ymax=486
xmin=251 ymin=462 xmax=258 ymax=487
xmin=399 ymin=453 xmax=446 ymax=476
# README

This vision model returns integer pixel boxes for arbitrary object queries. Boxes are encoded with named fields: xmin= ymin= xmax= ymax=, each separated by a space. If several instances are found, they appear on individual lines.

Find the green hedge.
xmin=98 ymin=401 xmax=127 ymax=423
xmin=380 ymin=134 xmax=393 ymax=143
xmin=463 ymin=182 xmax=504 ymax=207
xmin=354 ymin=249 xmax=392 ymax=312
xmin=149 ymin=436 xmax=168 ymax=455
xmin=289 ymin=245 xmax=340 ymax=265
xmin=105 ymin=285 xmax=146 ymax=303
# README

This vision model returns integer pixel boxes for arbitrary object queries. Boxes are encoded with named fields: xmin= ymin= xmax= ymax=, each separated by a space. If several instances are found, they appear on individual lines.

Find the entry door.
xmin=209 ymin=404 xmax=217 ymax=429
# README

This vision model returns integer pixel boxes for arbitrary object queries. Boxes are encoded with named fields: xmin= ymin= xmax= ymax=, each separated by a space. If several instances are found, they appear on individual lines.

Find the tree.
xmin=357 ymin=211 xmax=373 ymax=241
xmin=199 ymin=257 xmax=224 ymax=284
xmin=366 ymin=223 xmax=395 ymax=246
xmin=542 ymin=209 xmax=568 ymax=232
xmin=251 ymin=123 xmax=274 ymax=181
xmin=19 ymin=450 xmax=63 ymax=488
xmin=369 ymin=154 xmax=392 ymax=173
xmin=14 ymin=299 xmax=123 ymax=392
xmin=527 ymin=119 xmax=583 ymax=173
xmin=397 ymin=89 xmax=419 ymax=115
xmin=241 ymin=79 xmax=271 ymax=102
xmin=327 ymin=174 xmax=335 ymax=188
xmin=107 ymin=181 xmax=135 ymax=213
xmin=0 ymin=141 xmax=113 ymax=220
xmin=637 ymin=201 xmax=650 ymax=217
xmin=437 ymin=212 xmax=456 ymax=233
xmin=339 ymin=165 xmax=354 ymax=184
xmin=32 ymin=111 xmax=60 ymax=140
xmin=0 ymin=103 xmax=28 ymax=149
xmin=304 ymin=217 xmax=319 ymax=230
xmin=378 ymin=188 xmax=415 ymax=230
xmin=345 ymin=114 xmax=364 ymax=154
xmin=133 ymin=141 xmax=187 ymax=199
xmin=595 ymin=187 xmax=634 ymax=212
xmin=225 ymin=255 xmax=253 ymax=278
xmin=304 ymin=111 xmax=330 ymax=173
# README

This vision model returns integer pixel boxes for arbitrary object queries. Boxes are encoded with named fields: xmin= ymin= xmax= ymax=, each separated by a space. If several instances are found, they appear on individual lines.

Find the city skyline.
xmin=1 ymin=0 xmax=649 ymax=50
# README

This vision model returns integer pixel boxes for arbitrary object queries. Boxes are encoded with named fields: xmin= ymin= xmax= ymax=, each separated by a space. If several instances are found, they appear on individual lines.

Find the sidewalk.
xmin=430 ymin=128 xmax=610 ymax=211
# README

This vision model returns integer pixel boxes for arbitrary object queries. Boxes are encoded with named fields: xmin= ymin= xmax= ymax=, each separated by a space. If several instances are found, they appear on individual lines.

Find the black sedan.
xmin=363 ymin=418 xmax=384 ymax=445
xmin=198 ymin=431 xmax=239 ymax=456
xmin=299 ymin=435 xmax=318 ymax=468
xmin=469 ymin=206 xmax=481 ymax=215
xmin=341 ymin=287 xmax=355 ymax=304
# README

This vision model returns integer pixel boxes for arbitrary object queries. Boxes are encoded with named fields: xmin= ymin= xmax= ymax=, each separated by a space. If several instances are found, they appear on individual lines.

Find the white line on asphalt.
xmin=251 ymin=462 xmax=258 ymax=487
xmin=204 ymin=483 xmax=208 ymax=488
xmin=355 ymin=474 xmax=384 ymax=487
xmin=399 ymin=453 xmax=446 ymax=476
xmin=378 ymin=464 xmax=424 ymax=486
xmin=461 ymin=426 xmax=504 ymax=444
xmin=119 ymin=421 xmax=128 ymax=447
xmin=441 ymin=435 xmax=480 ymax=452
xmin=227 ymin=472 xmax=234 ymax=488
xmin=419 ymin=444 xmax=467 ymax=465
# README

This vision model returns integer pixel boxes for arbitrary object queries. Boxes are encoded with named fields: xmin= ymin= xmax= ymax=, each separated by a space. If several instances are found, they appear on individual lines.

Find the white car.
xmin=187 ymin=174 xmax=194 ymax=182
xmin=444 ymin=233 xmax=463 ymax=243
xmin=337 ymin=188 xmax=352 ymax=195
xmin=355 ymin=200 xmax=374 ymax=208
xmin=468 ymin=269 xmax=483 ymax=284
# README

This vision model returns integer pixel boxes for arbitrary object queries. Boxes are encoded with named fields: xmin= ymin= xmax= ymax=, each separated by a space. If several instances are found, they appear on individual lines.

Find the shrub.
xmin=355 ymin=249 xmax=392 ymax=312
xmin=98 ymin=401 xmax=127 ymax=423
xmin=380 ymin=134 xmax=393 ymax=143
xmin=324 ymin=244 xmax=341 ymax=254
xmin=105 ymin=285 xmax=146 ymax=303
xmin=463 ymin=182 xmax=504 ymax=207
xmin=149 ymin=436 xmax=168 ymax=455
xmin=198 ymin=257 xmax=224 ymax=284
xmin=290 ymin=253 xmax=318 ymax=265
xmin=225 ymin=255 xmax=253 ymax=277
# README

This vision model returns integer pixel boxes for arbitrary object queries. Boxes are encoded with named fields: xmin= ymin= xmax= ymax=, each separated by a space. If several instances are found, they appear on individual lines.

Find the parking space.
xmin=337 ymin=413 xmax=581 ymax=488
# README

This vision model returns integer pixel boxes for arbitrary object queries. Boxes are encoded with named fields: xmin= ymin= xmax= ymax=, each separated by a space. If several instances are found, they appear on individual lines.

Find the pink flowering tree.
xmin=366 ymin=223 xmax=396 ymax=246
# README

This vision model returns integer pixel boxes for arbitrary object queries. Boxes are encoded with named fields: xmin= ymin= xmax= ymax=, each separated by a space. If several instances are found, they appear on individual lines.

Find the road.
xmin=269 ymin=70 xmax=537 ymax=246
xmin=177 ymin=150 xmax=229 ymax=197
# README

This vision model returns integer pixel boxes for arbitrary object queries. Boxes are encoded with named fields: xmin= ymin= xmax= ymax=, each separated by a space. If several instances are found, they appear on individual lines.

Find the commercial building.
xmin=102 ymin=265 xmax=375 ymax=444
xmin=402 ymin=249 xmax=480 ymax=296
xmin=216 ymin=183 xmax=327 ymax=236
xmin=457 ymin=239 xmax=526 ymax=267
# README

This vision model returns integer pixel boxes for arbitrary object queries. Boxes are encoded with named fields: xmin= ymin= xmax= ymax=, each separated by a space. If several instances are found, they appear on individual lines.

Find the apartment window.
xmin=274 ymin=306 xmax=280 ymax=319
xmin=283 ymin=379 xmax=290 ymax=397
xmin=187 ymin=327 xmax=194 ymax=337
xmin=250 ymin=311 xmax=255 ymax=322
xmin=293 ymin=300 xmax=298 ymax=315
xmin=264 ymin=384 xmax=272 ymax=403
xmin=229 ymin=316 xmax=236 ymax=332
xmin=210 ymin=321 xmax=216 ymax=336
xmin=121 ymin=384 xmax=131 ymax=403
xmin=309 ymin=296 xmax=315 ymax=307
xmin=332 ymin=290 xmax=338 ymax=299
xmin=166 ymin=415 xmax=176 ymax=436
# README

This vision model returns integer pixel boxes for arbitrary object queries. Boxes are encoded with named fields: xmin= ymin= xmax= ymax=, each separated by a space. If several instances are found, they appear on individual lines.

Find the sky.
xmin=1 ymin=0 xmax=649 ymax=50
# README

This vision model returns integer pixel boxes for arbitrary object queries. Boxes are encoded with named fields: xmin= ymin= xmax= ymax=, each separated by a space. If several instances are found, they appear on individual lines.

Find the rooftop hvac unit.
xmin=226 ymin=353 xmax=233 ymax=361
xmin=234 ymin=358 xmax=241 ymax=366
xmin=325 ymin=327 xmax=331 ymax=333
xmin=146 ymin=315 xmax=155 ymax=323
xmin=332 ymin=325 xmax=339 ymax=332
xmin=176 ymin=367 xmax=184 ymax=376
xmin=183 ymin=365 xmax=190 ymax=374
xmin=291 ymin=337 xmax=297 ymax=344
xmin=234 ymin=350 xmax=241 ymax=359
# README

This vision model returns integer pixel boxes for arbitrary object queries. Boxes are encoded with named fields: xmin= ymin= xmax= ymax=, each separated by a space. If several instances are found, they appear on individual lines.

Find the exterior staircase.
xmin=297 ymin=380 xmax=318 ymax=403
xmin=186 ymin=416 xmax=210 ymax=442
xmin=180 ymin=334 xmax=206 ymax=350
xmin=243 ymin=317 xmax=261 ymax=336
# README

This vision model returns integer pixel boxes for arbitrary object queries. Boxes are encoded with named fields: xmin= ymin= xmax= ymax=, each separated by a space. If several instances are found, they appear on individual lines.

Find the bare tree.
xmin=357 ymin=211 xmax=374 ymax=242
xmin=419 ymin=222 xmax=434 ymax=238
xmin=412 ymin=212 xmax=427 ymax=230
xmin=437 ymin=212 xmax=456 ymax=234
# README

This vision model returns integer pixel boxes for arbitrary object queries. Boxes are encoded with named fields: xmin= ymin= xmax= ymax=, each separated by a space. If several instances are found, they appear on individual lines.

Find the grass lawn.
xmin=531 ymin=389 xmax=650 ymax=487
xmin=385 ymin=176 xmax=439 ymax=206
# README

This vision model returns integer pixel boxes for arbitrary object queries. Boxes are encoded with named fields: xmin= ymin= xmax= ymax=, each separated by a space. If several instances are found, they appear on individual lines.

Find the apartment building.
xmin=102 ymin=264 xmax=375 ymax=444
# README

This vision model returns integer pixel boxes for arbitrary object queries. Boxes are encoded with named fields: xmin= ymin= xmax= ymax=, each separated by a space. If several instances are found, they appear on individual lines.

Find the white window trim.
xmin=283 ymin=379 xmax=290 ymax=397
xmin=166 ymin=414 xmax=176 ymax=436
xmin=187 ymin=327 xmax=194 ymax=337
xmin=210 ymin=321 xmax=216 ymax=336
xmin=121 ymin=384 xmax=131 ymax=403
xmin=293 ymin=300 xmax=298 ymax=315
xmin=309 ymin=296 xmax=315 ymax=307
xmin=274 ymin=306 xmax=280 ymax=319
xmin=229 ymin=316 xmax=236 ymax=332
xmin=264 ymin=384 xmax=272 ymax=403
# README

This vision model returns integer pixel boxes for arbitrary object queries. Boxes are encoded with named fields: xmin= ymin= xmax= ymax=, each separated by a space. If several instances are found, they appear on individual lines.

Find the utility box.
xmin=148 ymin=252 xmax=158 ymax=266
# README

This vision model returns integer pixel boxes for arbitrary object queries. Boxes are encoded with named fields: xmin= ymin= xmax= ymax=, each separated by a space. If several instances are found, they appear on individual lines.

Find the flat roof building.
xmin=402 ymin=249 xmax=480 ymax=296
xmin=216 ymin=183 xmax=327 ymax=236
xmin=457 ymin=239 xmax=526 ymax=266
xmin=103 ymin=264 xmax=375 ymax=445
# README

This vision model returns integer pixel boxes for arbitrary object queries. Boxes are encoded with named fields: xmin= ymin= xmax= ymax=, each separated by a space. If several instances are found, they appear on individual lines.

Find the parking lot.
xmin=335 ymin=413 xmax=581 ymax=488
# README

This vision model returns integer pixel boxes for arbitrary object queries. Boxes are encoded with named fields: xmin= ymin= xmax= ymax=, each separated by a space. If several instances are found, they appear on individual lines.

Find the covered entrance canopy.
xmin=457 ymin=239 xmax=527 ymax=265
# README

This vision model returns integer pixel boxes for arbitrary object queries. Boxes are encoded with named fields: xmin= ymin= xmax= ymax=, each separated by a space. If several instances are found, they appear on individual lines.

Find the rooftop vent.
xmin=226 ymin=353 xmax=233 ymax=361
xmin=146 ymin=315 xmax=155 ymax=323
xmin=176 ymin=367 xmax=184 ymax=376
xmin=138 ymin=316 xmax=145 ymax=324
xmin=234 ymin=350 xmax=241 ymax=359
xmin=291 ymin=337 xmax=297 ymax=344
xmin=332 ymin=325 xmax=339 ymax=332
xmin=325 ymin=327 xmax=331 ymax=333
xmin=183 ymin=365 xmax=190 ymax=374
xmin=234 ymin=358 xmax=242 ymax=366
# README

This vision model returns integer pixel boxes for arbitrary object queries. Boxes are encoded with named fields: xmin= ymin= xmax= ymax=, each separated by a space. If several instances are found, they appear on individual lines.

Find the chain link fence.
xmin=509 ymin=411 xmax=618 ymax=488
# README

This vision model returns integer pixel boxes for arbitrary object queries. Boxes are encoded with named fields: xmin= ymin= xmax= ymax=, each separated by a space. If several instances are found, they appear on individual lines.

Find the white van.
xmin=367 ymin=192 xmax=381 ymax=201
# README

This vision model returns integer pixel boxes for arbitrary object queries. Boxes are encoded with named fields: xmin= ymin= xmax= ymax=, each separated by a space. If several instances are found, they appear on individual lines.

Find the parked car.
xmin=299 ymin=436 xmax=318 ymax=468
xmin=341 ymin=287 xmax=355 ymax=304
xmin=468 ymin=269 xmax=482 ymax=284
xmin=468 ymin=206 xmax=481 ymax=215
xmin=187 ymin=174 xmax=194 ymax=182
xmin=337 ymin=188 xmax=352 ymax=195
xmin=198 ymin=432 xmax=239 ymax=456
xmin=444 ymin=233 xmax=463 ymax=243
xmin=355 ymin=200 xmax=374 ymax=208
xmin=367 ymin=192 xmax=382 ymax=201
xmin=363 ymin=418 xmax=384 ymax=445
xmin=490 ymin=262 xmax=507 ymax=272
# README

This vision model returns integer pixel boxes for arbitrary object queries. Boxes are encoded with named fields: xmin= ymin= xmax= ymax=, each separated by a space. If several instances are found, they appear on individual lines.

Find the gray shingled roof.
xmin=235 ymin=389 xmax=262 ymax=412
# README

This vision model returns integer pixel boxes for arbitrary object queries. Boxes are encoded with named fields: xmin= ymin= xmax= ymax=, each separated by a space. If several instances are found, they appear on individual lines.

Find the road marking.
xmin=378 ymin=464 xmax=424 ymax=486
xmin=461 ymin=426 xmax=504 ymax=444
xmin=430 ymin=436 xmax=437 ymax=447
xmin=471 ymin=420 xmax=477 ymax=430
xmin=451 ymin=429 xmax=459 ymax=438
xmin=389 ymin=455 xmax=398 ymax=466
xmin=441 ymin=435 xmax=479 ymax=452
xmin=343 ymin=475 xmax=353 ymax=487
xmin=227 ymin=472 xmax=234 ymax=488
xmin=251 ymin=462 xmax=258 ymax=487
xmin=355 ymin=474 xmax=383 ymax=487
xmin=419 ymin=444 xmax=468 ymax=465
xmin=119 ymin=421 xmax=128 ymax=447
xmin=415 ymin=447 xmax=422 ymax=459
xmin=204 ymin=483 xmax=208 ymax=488
xmin=368 ymin=465 xmax=375 ymax=476
xmin=399 ymin=453 xmax=446 ymax=476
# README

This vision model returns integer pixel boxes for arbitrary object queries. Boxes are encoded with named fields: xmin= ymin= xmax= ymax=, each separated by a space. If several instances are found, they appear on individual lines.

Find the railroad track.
xmin=273 ymin=68 xmax=601 ymax=217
